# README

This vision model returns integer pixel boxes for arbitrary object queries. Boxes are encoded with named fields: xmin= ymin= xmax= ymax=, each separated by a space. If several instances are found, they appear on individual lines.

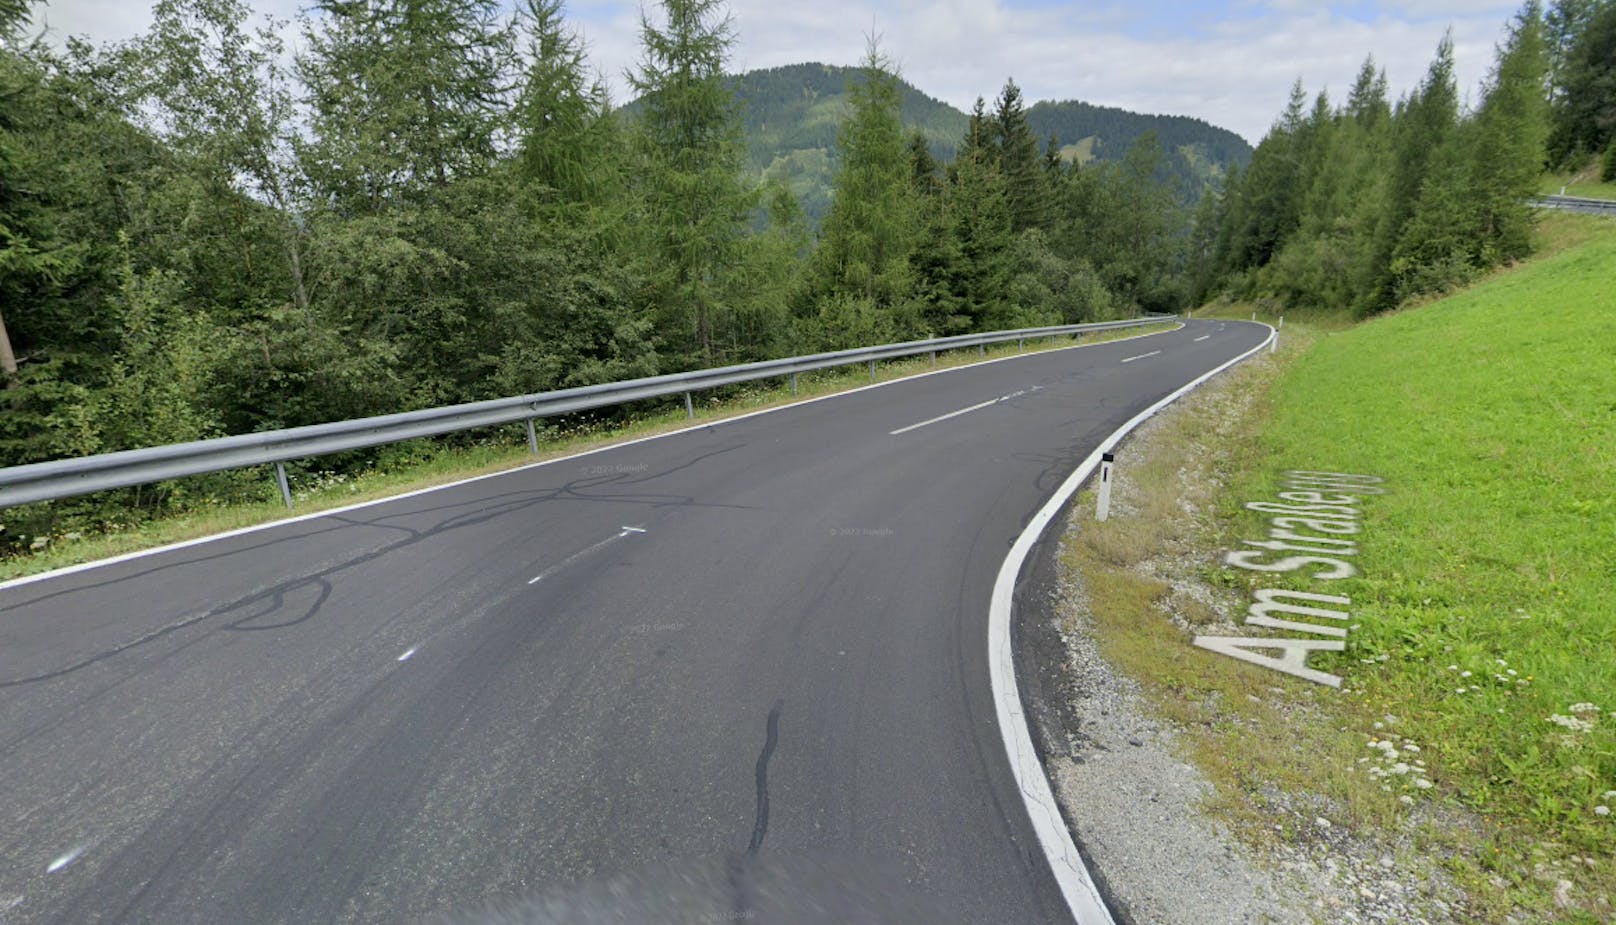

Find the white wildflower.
xmin=1547 ymin=714 xmax=1595 ymax=733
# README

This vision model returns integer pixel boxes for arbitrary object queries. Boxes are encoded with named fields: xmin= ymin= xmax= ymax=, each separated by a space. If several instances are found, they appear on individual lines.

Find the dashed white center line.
xmin=527 ymin=527 xmax=646 ymax=585
xmin=397 ymin=647 xmax=417 ymax=662
xmin=1193 ymin=335 xmax=1210 ymax=342
xmin=1120 ymin=350 xmax=1163 ymax=363
xmin=890 ymin=386 xmax=1042 ymax=436
xmin=47 ymin=845 xmax=87 ymax=873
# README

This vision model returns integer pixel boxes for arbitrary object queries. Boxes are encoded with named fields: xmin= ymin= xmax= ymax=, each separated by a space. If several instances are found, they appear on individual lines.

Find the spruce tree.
xmin=994 ymin=79 xmax=1045 ymax=232
xmin=1547 ymin=1 xmax=1616 ymax=162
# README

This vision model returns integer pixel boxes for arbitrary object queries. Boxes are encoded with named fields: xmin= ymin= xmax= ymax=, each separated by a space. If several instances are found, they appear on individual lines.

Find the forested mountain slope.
xmin=701 ymin=63 xmax=1252 ymax=222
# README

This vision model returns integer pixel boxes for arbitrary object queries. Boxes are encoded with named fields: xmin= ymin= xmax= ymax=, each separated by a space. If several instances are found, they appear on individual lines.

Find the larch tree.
xmin=628 ymin=0 xmax=754 ymax=365
xmin=1468 ymin=2 xmax=1551 ymax=263
xmin=803 ymin=42 xmax=916 ymax=321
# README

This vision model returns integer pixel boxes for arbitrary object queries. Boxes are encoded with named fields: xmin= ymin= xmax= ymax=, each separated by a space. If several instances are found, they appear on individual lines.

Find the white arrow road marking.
xmin=890 ymin=386 xmax=1043 ymax=436
xmin=1120 ymin=350 xmax=1162 ymax=363
xmin=528 ymin=527 xmax=645 ymax=585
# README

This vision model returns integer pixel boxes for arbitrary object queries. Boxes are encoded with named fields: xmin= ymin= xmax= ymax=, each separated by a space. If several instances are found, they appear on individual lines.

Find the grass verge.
xmin=0 ymin=322 xmax=1175 ymax=583
xmin=1061 ymin=214 xmax=1615 ymax=923
xmin=1539 ymin=172 xmax=1616 ymax=201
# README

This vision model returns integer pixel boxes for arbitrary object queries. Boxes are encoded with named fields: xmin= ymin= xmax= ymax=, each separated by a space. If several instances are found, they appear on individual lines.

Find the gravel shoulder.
xmin=1020 ymin=341 xmax=1476 ymax=925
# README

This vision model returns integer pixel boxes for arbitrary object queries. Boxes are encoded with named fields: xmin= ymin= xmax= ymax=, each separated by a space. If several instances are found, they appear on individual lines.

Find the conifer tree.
xmin=513 ymin=0 xmax=618 ymax=210
xmin=994 ymin=79 xmax=1045 ymax=232
xmin=1468 ymin=2 xmax=1550 ymax=262
xmin=1363 ymin=33 xmax=1459 ymax=313
xmin=1547 ymin=0 xmax=1616 ymax=161
xmin=628 ymin=0 xmax=753 ymax=364
xmin=803 ymin=42 xmax=916 ymax=315
xmin=297 ymin=0 xmax=513 ymax=213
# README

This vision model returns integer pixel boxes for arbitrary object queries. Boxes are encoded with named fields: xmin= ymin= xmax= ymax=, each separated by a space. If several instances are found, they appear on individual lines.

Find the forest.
xmin=724 ymin=63 xmax=1252 ymax=224
xmin=0 ymin=0 xmax=1196 ymax=545
xmin=1192 ymin=0 xmax=1616 ymax=314
xmin=0 ymin=0 xmax=1609 ymax=550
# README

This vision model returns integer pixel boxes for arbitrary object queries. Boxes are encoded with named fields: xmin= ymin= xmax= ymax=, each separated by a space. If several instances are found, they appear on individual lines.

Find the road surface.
xmin=0 ymin=320 xmax=1268 ymax=924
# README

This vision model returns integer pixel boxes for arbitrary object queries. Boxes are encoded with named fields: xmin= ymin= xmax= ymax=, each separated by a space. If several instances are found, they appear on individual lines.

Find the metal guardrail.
xmin=1533 ymin=194 xmax=1616 ymax=216
xmin=0 ymin=317 xmax=1172 ymax=510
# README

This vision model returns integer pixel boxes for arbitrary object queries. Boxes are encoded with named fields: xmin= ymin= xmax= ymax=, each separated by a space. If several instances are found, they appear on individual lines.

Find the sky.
xmin=26 ymin=0 xmax=1528 ymax=144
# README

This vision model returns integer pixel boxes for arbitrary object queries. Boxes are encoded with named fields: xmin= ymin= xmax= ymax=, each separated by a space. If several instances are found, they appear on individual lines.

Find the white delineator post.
xmin=1096 ymin=452 xmax=1115 ymax=522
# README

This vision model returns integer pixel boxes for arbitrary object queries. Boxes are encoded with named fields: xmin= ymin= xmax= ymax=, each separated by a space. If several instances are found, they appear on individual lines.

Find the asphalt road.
xmin=0 ymin=319 xmax=1268 ymax=925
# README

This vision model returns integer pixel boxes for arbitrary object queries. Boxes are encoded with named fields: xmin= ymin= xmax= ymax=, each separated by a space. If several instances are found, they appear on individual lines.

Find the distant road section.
xmin=0 ymin=320 xmax=1268 ymax=924
xmin=1533 ymin=193 xmax=1616 ymax=216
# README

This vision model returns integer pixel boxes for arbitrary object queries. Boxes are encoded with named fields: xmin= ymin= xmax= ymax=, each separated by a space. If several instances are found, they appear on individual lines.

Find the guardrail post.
xmin=1096 ymin=452 xmax=1115 ymax=522
xmin=869 ymin=359 xmax=876 ymax=381
xmin=1018 ymin=338 xmax=1024 ymax=352
xmin=978 ymin=344 xmax=985 ymax=357
xmin=791 ymin=373 xmax=798 ymax=395
xmin=526 ymin=419 xmax=539 ymax=455
xmin=274 ymin=462 xmax=293 ymax=509
xmin=930 ymin=350 xmax=937 ymax=365
xmin=684 ymin=392 xmax=694 ymax=419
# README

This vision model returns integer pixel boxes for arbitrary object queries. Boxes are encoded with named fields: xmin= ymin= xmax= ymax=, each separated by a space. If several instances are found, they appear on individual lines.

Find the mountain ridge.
xmin=656 ymin=62 xmax=1255 ymax=223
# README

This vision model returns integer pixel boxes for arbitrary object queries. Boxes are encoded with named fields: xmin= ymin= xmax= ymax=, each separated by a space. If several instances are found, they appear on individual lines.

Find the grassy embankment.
xmin=1065 ymin=212 xmax=1615 ymax=922
xmin=0 ymin=322 xmax=1175 ymax=583
xmin=1540 ymin=170 xmax=1616 ymax=201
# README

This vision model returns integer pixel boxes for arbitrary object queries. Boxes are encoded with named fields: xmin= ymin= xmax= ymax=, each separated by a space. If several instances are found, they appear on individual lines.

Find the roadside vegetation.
xmin=0 ymin=322 xmax=1173 ymax=582
xmin=0 ymin=0 xmax=1196 ymax=559
xmin=1063 ymin=210 xmax=1615 ymax=923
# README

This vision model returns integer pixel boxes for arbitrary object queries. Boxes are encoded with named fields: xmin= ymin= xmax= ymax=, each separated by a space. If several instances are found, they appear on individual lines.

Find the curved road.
xmin=0 ymin=320 xmax=1267 ymax=924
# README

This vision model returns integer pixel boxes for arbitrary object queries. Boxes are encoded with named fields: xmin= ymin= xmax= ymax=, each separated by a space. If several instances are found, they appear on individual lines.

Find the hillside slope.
xmin=713 ymin=63 xmax=1253 ymax=223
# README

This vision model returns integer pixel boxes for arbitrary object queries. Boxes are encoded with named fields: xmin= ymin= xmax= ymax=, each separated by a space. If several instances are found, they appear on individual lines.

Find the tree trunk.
xmin=0 ymin=303 xmax=18 ymax=386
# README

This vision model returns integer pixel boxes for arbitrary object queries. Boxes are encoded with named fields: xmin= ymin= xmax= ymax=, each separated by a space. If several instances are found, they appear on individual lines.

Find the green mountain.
xmin=684 ymin=62 xmax=1254 ymax=224
xmin=725 ymin=63 xmax=968 ymax=222
xmin=1025 ymin=99 xmax=1252 ymax=195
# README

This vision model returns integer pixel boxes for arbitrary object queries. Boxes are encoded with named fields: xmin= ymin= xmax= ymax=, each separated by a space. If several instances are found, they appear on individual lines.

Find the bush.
xmin=1602 ymin=142 xmax=1616 ymax=183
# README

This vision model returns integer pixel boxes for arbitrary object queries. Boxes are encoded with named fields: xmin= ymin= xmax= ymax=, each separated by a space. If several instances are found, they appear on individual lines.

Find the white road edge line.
xmin=1194 ymin=335 xmax=1211 ymax=342
xmin=988 ymin=322 xmax=1275 ymax=925
xmin=0 ymin=324 xmax=1186 ymax=593
xmin=1119 ymin=350 xmax=1162 ymax=363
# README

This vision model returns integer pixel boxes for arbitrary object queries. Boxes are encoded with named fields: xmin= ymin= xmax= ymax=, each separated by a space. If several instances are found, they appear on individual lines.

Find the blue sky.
xmin=29 ymin=0 xmax=1527 ymax=142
